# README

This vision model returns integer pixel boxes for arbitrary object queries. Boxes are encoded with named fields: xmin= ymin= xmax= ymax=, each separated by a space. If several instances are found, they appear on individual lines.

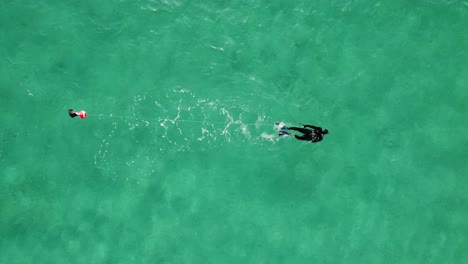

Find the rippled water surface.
xmin=1 ymin=0 xmax=468 ymax=263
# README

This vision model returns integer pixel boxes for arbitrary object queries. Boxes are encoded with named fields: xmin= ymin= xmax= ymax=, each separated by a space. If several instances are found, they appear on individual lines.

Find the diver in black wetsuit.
xmin=279 ymin=124 xmax=328 ymax=143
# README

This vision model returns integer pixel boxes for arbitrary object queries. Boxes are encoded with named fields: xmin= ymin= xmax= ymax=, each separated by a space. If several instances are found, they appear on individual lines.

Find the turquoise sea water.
xmin=1 ymin=0 xmax=468 ymax=263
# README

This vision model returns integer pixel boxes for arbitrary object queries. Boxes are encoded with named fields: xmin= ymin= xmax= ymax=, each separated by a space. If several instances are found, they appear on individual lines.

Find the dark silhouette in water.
xmin=69 ymin=109 xmax=79 ymax=118
xmin=278 ymin=124 xmax=328 ymax=143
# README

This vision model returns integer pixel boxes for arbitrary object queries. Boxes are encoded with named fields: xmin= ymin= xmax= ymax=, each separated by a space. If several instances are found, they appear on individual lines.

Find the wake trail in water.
xmin=92 ymin=89 xmax=282 ymax=170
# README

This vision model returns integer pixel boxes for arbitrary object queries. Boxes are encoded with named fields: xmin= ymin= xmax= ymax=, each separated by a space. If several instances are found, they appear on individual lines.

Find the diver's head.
xmin=323 ymin=129 xmax=329 ymax=134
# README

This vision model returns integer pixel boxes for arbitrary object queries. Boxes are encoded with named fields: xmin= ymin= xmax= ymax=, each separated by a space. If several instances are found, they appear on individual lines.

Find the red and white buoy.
xmin=77 ymin=110 xmax=87 ymax=119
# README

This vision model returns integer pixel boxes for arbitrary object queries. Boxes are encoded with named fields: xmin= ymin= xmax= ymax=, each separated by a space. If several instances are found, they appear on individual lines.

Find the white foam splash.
xmin=95 ymin=90 xmax=276 ymax=155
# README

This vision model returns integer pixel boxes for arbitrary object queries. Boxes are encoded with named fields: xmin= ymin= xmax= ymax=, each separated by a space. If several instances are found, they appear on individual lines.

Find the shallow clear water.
xmin=1 ymin=0 xmax=468 ymax=263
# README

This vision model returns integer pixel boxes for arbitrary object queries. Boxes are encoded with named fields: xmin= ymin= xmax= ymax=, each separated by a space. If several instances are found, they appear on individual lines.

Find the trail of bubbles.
xmin=92 ymin=89 xmax=280 ymax=165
